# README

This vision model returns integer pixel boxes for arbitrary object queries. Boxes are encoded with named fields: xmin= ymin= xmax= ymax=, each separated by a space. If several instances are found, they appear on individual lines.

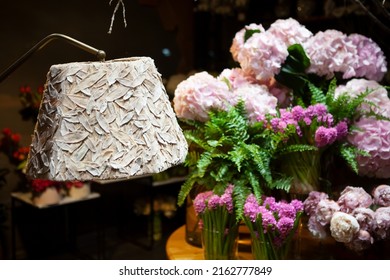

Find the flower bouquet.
xmin=193 ymin=184 xmax=239 ymax=259
xmin=243 ymin=194 xmax=303 ymax=259
xmin=173 ymin=17 xmax=389 ymax=259
xmin=304 ymin=185 xmax=390 ymax=254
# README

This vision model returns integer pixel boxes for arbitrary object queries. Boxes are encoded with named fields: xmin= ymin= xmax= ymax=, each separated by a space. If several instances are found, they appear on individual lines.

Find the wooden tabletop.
xmin=166 ymin=225 xmax=253 ymax=260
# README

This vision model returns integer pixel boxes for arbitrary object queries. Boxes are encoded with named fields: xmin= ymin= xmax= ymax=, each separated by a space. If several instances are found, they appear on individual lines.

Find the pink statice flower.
xmin=304 ymin=30 xmax=358 ymax=79
xmin=347 ymin=117 xmax=390 ymax=178
xmin=173 ymin=71 xmax=232 ymax=122
xmin=372 ymin=207 xmax=390 ymax=240
xmin=330 ymin=211 xmax=360 ymax=243
xmin=337 ymin=186 xmax=373 ymax=213
xmin=334 ymin=79 xmax=390 ymax=117
xmin=372 ymin=185 xmax=390 ymax=207
xmin=348 ymin=33 xmax=387 ymax=81
xmin=267 ymin=18 xmax=312 ymax=47
xmin=230 ymin=23 xmax=266 ymax=62
xmin=314 ymin=126 xmax=338 ymax=147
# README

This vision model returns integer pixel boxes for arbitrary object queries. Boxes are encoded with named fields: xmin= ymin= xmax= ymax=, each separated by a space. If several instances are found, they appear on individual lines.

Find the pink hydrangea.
xmin=263 ymin=77 xmax=292 ymax=107
xmin=307 ymin=215 xmax=327 ymax=238
xmin=173 ymin=71 xmax=232 ymax=122
xmin=348 ymin=33 xmax=387 ymax=81
xmin=347 ymin=117 xmax=390 ymax=178
xmin=372 ymin=207 xmax=390 ymax=240
xmin=337 ymin=186 xmax=373 ymax=213
xmin=372 ymin=185 xmax=390 ymax=207
xmin=236 ymin=30 xmax=289 ymax=83
xmin=232 ymin=84 xmax=277 ymax=123
xmin=267 ymin=18 xmax=312 ymax=47
xmin=230 ymin=23 xmax=266 ymax=62
xmin=304 ymin=30 xmax=358 ymax=79
xmin=334 ymin=79 xmax=390 ymax=117
xmin=218 ymin=68 xmax=257 ymax=90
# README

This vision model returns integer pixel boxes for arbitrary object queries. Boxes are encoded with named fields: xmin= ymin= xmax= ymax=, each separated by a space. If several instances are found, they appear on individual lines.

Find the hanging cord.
xmin=108 ymin=0 xmax=128 ymax=34
xmin=353 ymin=0 xmax=390 ymax=34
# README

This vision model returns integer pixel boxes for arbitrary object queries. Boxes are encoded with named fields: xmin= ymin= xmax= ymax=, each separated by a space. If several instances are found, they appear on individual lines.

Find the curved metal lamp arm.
xmin=0 ymin=33 xmax=106 ymax=83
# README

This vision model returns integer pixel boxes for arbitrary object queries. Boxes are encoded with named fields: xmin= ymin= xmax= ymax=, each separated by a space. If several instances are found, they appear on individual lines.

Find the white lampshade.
xmin=25 ymin=57 xmax=188 ymax=181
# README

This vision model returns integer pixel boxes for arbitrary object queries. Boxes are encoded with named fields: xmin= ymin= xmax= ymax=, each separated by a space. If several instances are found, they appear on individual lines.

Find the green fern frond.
xmin=277 ymin=144 xmax=318 ymax=156
xmin=308 ymin=82 xmax=326 ymax=104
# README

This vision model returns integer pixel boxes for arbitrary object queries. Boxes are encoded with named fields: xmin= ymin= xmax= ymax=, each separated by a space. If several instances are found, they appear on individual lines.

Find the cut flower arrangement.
xmin=173 ymin=17 xmax=389 ymax=259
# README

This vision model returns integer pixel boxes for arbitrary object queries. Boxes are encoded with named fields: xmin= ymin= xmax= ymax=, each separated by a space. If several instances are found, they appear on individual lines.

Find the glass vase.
xmin=251 ymin=238 xmax=289 ymax=260
xmin=281 ymin=150 xmax=321 ymax=195
xmin=201 ymin=222 xmax=239 ymax=260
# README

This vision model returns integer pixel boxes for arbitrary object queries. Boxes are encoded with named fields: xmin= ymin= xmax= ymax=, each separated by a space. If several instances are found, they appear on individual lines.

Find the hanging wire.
xmin=108 ymin=0 xmax=128 ymax=34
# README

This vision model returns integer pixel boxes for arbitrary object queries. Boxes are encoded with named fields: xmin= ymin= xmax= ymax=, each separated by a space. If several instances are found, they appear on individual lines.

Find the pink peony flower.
xmin=348 ymin=34 xmax=387 ymax=81
xmin=352 ymin=207 xmax=375 ymax=231
xmin=372 ymin=207 xmax=390 ymax=240
xmin=330 ymin=211 xmax=360 ymax=243
xmin=345 ymin=229 xmax=374 ymax=251
xmin=372 ymin=185 xmax=390 ymax=207
xmin=334 ymin=79 xmax=390 ymax=117
xmin=347 ymin=117 xmax=390 ymax=178
xmin=314 ymin=199 xmax=340 ymax=226
xmin=304 ymin=30 xmax=358 ymax=79
xmin=337 ymin=186 xmax=373 ymax=213
xmin=304 ymin=191 xmax=329 ymax=216
xmin=173 ymin=71 xmax=232 ymax=122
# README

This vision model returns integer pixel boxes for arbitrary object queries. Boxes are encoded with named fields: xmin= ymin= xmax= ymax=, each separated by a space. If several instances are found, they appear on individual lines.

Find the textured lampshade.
xmin=25 ymin=57 xmax=188 ymax=181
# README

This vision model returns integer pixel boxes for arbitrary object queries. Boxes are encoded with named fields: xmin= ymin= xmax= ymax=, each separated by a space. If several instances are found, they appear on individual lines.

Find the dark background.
xmin=0 ymin=0 xmax=389 ymax=259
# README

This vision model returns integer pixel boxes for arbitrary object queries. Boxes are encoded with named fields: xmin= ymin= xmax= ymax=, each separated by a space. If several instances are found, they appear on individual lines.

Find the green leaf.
xmin=244 ymin=29 xmax=261 ymax=42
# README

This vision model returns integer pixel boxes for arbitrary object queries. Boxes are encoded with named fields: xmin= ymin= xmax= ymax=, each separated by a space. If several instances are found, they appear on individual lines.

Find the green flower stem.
xmin=201 ymin=206 xmax=238 ymax=260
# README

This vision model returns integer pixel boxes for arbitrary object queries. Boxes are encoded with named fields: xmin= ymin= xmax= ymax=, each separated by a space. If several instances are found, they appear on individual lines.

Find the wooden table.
xmin=166 ymin=225 xmax=253 ymax=260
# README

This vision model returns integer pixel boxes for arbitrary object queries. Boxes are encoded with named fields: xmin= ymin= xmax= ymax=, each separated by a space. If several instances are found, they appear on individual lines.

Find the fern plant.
xmin=178 ymin=101 xmax=296 ymax=220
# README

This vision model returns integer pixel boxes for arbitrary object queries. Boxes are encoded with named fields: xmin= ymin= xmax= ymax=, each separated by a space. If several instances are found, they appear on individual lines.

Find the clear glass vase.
xmin=201 ymin=223 xmax=239 ymax=260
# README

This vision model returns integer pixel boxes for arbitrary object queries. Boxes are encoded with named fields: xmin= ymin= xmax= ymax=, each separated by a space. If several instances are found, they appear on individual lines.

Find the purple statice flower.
xmin=335 ymin=121 xmax=349 ymax=140
xmin=337 ymin=186 xmax=373 ymax=213
xmin=372 ymin=184 xmax=390 ymax=207
xmin=207 ymin=194 xmax=221 ymax=210
xmin=291 ymin=199 xmax=304 ymax=212
xmin=348 ymin=33 xmax=387 ymax=81
xmin=276 ymin=216 xmax=295 ymax=239
xmin=193 ymin=191 xmax=213 ymax=215
xmin=244 ymin=194 xmax=261 ymax=222
xmin=303 ymin=191 xmax=329 ymax=216
xmin=372 ymin=207 xmax=390 ymax=240
xmin=314 ymin=126 xmax=338 ymax=147
xmin=291 ymin=105 xmax=305 ymax=122
xmin=262 ymin=196 xmax=278 ymax=211
xmin=352 ymin=207 xmax=375 ymax=231
xmin=220 ymin=184 xmax=234 ymax=213
xmin=277 ymin=202 xmax=298 ymax=219
xmin=259 ymin=206 xmax=277 ymax=233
